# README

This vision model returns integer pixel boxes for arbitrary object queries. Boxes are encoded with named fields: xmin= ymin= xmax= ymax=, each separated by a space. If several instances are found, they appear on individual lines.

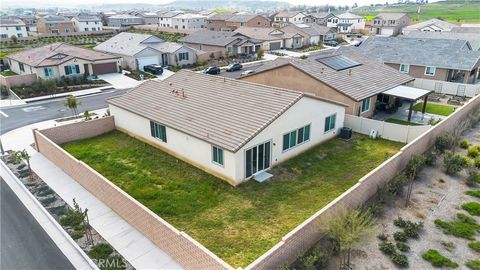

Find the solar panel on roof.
xmin=316 ymin=55 xmax=362 ymax=71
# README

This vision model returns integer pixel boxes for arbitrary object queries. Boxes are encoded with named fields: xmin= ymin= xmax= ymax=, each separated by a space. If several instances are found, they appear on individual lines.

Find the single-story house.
xmin=240 ymin=51 xmax=413 ymax=117
xmin=94 ymin=32 xmax=197 ymax=70
xmin=179 ymin=30 xmax=262 ymax=57
xmin=404 ymin=30 xmax=480 ymax=51
xmin=107 ymin=70 xmax=347 ymax=185
xmin=281 ymin=23 xmax=336 ymax=46
xmin=350 ymin=36 xmax=480 ymax=84
xmin=233 ymin=27 xmax=286 ymax=50
xmin=367 ymin=13 xmax=411 ymax=36
xmin=402 ymin=18 xmax=458 ymax=35
xmin=6 ymin=42 xmax=121 ymax=81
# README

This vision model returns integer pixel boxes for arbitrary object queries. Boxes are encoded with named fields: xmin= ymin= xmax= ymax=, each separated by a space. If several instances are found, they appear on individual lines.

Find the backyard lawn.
xmin=413 ymin=102 xmax=456 ymax=116
xmin=385 ymin=118 xmax=423 ymax=126
xmin=62 ymin=130 xmax=403 ymax=267
xmin=0 ymin=70 xmax=17 ymax=77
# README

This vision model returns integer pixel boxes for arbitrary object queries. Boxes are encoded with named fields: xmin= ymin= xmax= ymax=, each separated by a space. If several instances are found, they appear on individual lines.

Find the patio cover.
xmin=382 ymin=85 xmax=433 ymax=101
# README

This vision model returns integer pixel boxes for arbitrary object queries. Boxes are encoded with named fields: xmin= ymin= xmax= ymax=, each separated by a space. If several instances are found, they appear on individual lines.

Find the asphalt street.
xmin=0 ymin=88 xmax=129 ymax=135
xmin=1 ymin=178 xmax=75 ymax=270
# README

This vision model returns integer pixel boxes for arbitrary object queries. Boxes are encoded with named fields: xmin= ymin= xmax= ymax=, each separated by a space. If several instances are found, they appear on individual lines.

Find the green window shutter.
xmin=304 ymin=125 xmax=310 ymax=141
xmin=282 ymin=133 xmax=289 ymax=151
xmin=289 ymin=130 xmax=296 ymax=148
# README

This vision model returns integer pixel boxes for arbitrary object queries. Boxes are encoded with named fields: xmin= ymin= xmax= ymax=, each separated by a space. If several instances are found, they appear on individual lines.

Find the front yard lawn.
xmin=62 ymin=131 xmax=403 ymax=267
xmin=413 ymin=102 xmax=456 ymax=116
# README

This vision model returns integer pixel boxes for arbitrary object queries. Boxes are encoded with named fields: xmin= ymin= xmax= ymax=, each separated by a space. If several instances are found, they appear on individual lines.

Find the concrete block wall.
xmin=34 ymin=117 xmax=232 ymax=270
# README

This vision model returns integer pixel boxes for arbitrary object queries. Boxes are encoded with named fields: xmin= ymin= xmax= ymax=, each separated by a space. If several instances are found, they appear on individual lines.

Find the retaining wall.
xmin=33 ymin=117 xmax=231 ymax=270
xmin=410 ymin=78 xmax=480 ymax=98
xmin=0 ymin=73 xmax=37 ymax=88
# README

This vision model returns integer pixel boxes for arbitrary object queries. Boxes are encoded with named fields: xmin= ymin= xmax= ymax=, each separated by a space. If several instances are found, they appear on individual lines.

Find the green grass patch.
xmin=462 ymin=202 xmax=480 ymax=216
xmin=467 ymin=260 xmax=480 ymax=270
xmin=466 ymin=190 xmax=480 ymax=198
xmin=62 ymin=131 xmax=402 ymax=267
xmin=412 ymin=102 xmax=456 ymax=116
xmin=0 ymin=70 xmax=17 ymax=77
xmin=469 ymin=241 xmax=480 ymax=252
xmin=434 ymin=213 xmax=480 ymax=240
xmin=88 ymin=243 xmax=114 ymax=260
xmin=422 ymin=249 xmax=459 ymax=268
xmin=385 ymin=118 xmax=422 ymax=126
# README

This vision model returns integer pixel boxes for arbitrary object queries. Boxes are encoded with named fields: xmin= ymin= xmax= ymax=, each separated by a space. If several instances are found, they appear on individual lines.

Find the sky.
xmin=3 ymin=0 xmax=439 ymax=9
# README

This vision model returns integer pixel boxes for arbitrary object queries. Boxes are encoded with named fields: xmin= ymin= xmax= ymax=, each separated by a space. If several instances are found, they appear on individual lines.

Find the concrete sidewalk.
xmin=1 ymin=116 xmax=183 ymax=270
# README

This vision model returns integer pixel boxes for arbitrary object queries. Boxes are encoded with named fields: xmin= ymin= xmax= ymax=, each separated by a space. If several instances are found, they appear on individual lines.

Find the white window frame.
xmin=324 ymin=114 xmax=336 ymax=133
xmin=212 ymin=145 xmax=224 ymax=167
xmin=282 ymin=124 xmax=311 ymax=152
xmin=425 ymin=66 xmax=436 ymax=76
xmin=399 ymin=64 xmax=409 ymax=73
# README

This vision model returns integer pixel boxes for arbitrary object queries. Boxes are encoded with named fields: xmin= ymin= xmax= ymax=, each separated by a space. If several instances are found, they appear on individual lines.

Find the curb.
xmin=0 ymin=159 xmax=99 ymax=270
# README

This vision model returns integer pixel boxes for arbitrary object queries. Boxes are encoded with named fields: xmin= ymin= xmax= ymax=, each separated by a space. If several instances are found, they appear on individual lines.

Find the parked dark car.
xmin=324 ymin=40 xmax=338 ymax=47
xmin=204 ymin=66 xmax=221 ymax=75
xmin=143 ymin=64 xmax=163 ymax=75
xmin=226 ymin=63 xmax=243 ymax=72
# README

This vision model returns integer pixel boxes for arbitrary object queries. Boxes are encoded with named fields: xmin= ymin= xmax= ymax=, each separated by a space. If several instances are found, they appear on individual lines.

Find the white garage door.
xmin=137 ymin=56 xmax=160 ymax=71
xmin=380 ymin=28 xmax=394 ymax=36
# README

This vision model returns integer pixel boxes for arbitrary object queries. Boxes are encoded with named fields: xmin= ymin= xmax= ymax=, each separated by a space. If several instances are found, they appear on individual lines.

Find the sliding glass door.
xmin=245 ymin=141 xmax=271 ymax=178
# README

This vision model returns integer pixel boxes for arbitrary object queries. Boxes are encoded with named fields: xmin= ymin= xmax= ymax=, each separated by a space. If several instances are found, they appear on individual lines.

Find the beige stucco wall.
xmin=387 ymin=63 xmax=448 ymax=81
xmin=206 ymin=20 xmax=228 ymax=31
xmin=240 ymin=65 xmax=375 ymax=117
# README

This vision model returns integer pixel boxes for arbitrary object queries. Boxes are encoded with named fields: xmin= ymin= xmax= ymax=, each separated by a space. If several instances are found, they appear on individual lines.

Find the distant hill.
xmin=353 ymin=1 xmax=480 ymax=23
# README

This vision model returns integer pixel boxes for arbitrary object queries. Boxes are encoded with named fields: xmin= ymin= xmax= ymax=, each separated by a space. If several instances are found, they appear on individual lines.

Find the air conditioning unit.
xmin=370 ymin=129 xmax=378 ymax=139
xmin=340 ymin=127 xmax=352 ymax=141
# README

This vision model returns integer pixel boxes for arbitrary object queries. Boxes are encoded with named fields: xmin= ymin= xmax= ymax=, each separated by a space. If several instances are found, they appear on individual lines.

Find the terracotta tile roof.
xmin=106 ymin=70 xmax=344 ymax=152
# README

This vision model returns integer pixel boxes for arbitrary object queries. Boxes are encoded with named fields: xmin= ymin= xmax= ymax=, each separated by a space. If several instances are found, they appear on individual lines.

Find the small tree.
xmin=83 ymin=110 xmax=92 ymax=121
xmin=405 ymin=155 xmax=426 ymax=207
xmin=325 ymin=207 xmax=376 ymax=269
xmin=64 ymin=95 xmax=82 ymax=118
xmin=435 ymin=133 xmax=453 ymax=154
xmin=12 ymin=149 xmax=32 ymax=180
xmin=10 ymin=35 xmax=18 ymax=43
xmin=256 ymin=48 xmax=265 ymax=59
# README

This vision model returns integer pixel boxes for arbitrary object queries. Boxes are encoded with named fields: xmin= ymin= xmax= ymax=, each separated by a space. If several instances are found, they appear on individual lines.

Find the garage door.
xmin=380 ymin=28 xmax=394 ymax=36
xmin=137 ymin=56 xmax=160 ymax=71
xmin=269 ymin=42 xmax=281 ymax=50
xmin=92 ymin=62 xmax=117 ymax=74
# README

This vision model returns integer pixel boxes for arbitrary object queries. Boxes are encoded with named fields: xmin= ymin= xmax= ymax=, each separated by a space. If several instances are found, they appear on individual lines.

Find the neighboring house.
xmin=171 ymin=13 xmax=207 ymax=30
xmin=326 ymin=14 xmax=340 ymax=28
xmin=179 ymin=30 xmax=262 ymax=57
xmin=138 ymin=12 xmax=160 ymax=26
xmin=240 ymin=51 xmax=413 ymax=117
xmin=224 ymin=14 xmax=271 ymax=30
xmin=199 ymin=10 xmax=217 ymax=18
xmin=36 ymin=15 xmax=74 ymax=34
xmin=273 ymin=11 xmax=306 ymax=27
xmin=6 ymin=43 xmax=120 ymax=81
xmin=0 ymin=18 xmax=28 ymax=38
xmin=402 ymin=18 xmax=457 ymax=35
xmin=350 ymin=36 xmax=480 ymax=84
xmin=367 ymin=13 xmax=411 ymax=36
xmin=404 ymin=30 xmax=480 ymax=51
xmin=94 ymin=32 xmax=197 ymax=70
xmin=107 ymin=70 xmax=347 ymax=185
xmin=234 ymin=27 xmax=286 ymax=50
xmin=335 ymin=12 xmax=365 ymax=33
xmin=279 ymin=26 xmax=308 ymax=49
xmin=71 ymin=14 xmax=103 ymax=32
xmin=107 ymin=14 xmax=144 ymax=28
xmin=282 ymin=23 xmax=336 ymax=46
xmin=16 ymin=14 xmax=37 ymax=32
xmin=304 ymin=12 xmax=335 ymax=25
xmin=206 ymin=12 xmax=235 ymax=31
xmin=158 ymin=11 xmax=184 ymax=28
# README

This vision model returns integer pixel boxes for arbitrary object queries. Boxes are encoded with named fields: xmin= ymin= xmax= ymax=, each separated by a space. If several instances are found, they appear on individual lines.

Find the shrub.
xmin=422 ymin=249 xmax=459 ymax=268
xmin=469 ymin=241 xmax=480 ymax=252
xmin=387 ymin=173 xmax=408 ymax=196
xmin=441 ymin=241 xmax=456 ymax=251
xmin=469 ymin=146 xmax=480 ymax=158
xmin=37 ymin=187 xmax=54 ymax=197
xmin=405 ymin=155 xmax=426 ymax=178
xmin=70 ymin=230 xmax=84 ymax=240
xmin=296 ymin=246 xmax=330 ymax=270
xmin=435 ymin=133 xmax=453 ymax=153
xmin=457 ymin=213 xmax=478 ymax=225
xmin=460 ymin=139 xmax=470 ymax=149
xmin=466 ymin=167 xmax=480 ymax=186
xmin=443 ymin=151 xmax=468 ymax=175
xmin=403 ymin=221 xmax=423 ymax=238
xmin=466 ymin=190 xmax=480 ymax=198
xmin=379 ymin=241 xmax=396 ymax=255
xmin=434 ymin=219 xmax=476 ymax=240
xmin=393 ymin=231 xmax=408 ymax=242
xmin=40 ymin=196 xmax=56 ymax=205
xmin=377 ymin=233 xmax=388 ymax=241
xmin=394 ymin=217 xmax=408 ymax=228
xmin=391 ymin=253 xmax=409 ymax=268
xmin=466 ymin=260 xmax=480 ymax=270
xmin=475 ymin=158 xmax=480 ymax=169
xmin=425 ymin=150 xmax=437 ymax=166
xmin=300 ymin=54 xmax=308 ymax=59
xmin=88 ymin=243 xmax=113 ymax=260
xmin=396 ymin=242 xmax=410 ymax=252
xmin=462 ymin=202 xmax=480 ymax=216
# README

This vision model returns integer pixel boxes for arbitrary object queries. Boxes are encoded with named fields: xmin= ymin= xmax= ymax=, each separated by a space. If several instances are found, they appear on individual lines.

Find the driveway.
xmin=155 ymin=69 xmax=175 ymax=81
xmin=98 ymin=73 xmax=142 ymax=89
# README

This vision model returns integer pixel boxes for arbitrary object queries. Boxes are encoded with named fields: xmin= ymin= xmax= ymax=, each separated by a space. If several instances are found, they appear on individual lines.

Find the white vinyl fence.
xmin=344 ymin=115 xmax=432 ymax=143
xmin=410 ymin=79 xmax=480 ymax=98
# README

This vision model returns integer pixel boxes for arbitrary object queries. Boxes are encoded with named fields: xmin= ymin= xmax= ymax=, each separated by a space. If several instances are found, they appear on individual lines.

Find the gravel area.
xmin=342 ymin=124 xmax=480 ymax=270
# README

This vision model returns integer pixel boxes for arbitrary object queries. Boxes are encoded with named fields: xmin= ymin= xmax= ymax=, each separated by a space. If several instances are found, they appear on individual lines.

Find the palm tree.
xmin=64 ymin=95 xmax=82 ymax=118
xmin=12 ymin=149 xmax=32 ymax=181
xmin=325 ymin=207 xmax=376 ymax=270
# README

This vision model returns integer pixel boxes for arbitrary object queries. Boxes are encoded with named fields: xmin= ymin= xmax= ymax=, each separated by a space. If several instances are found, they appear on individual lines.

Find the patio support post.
xmin=422 ymin=95 xmax=428 ymax=114
xmin=408 ymin=101 xmax=413 ymax=122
